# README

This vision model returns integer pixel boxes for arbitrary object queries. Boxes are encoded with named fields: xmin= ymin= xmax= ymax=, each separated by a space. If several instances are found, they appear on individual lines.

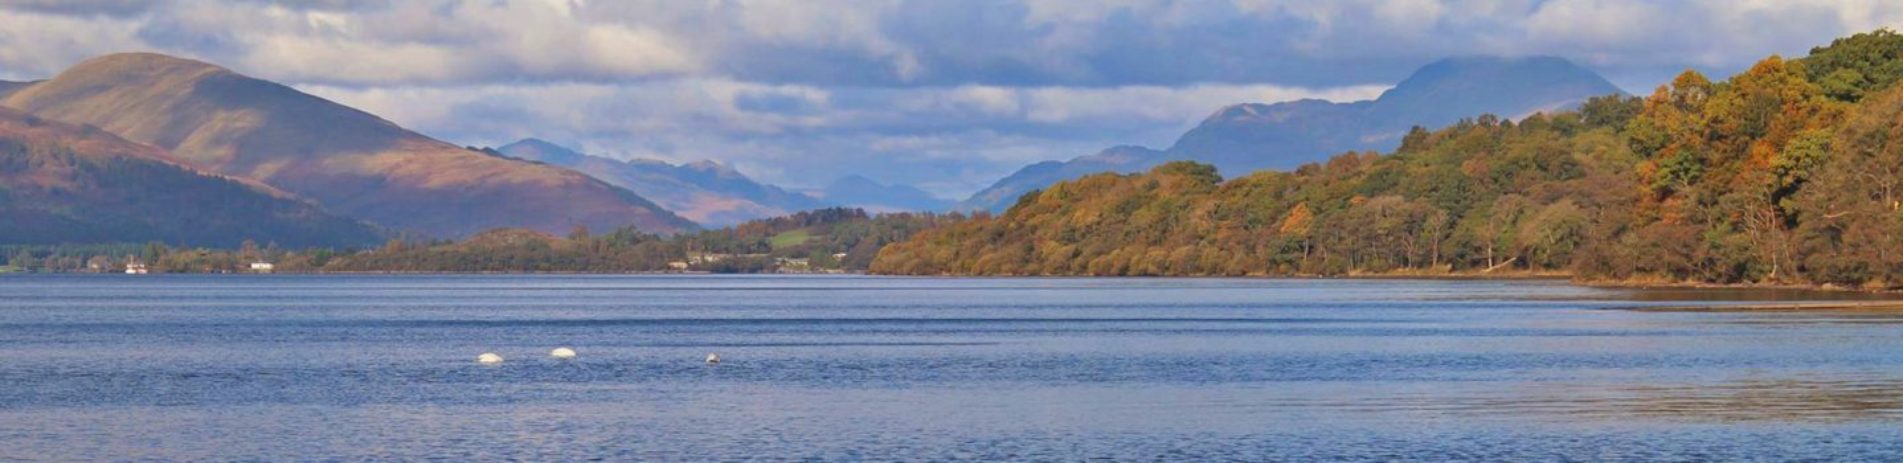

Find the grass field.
xmin=769 ymin=229 xmax=812 ymax=250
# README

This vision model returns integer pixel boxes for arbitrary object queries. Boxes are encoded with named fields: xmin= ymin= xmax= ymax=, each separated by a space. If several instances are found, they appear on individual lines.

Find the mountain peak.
xmin=828 ymin=174 xmax=880 ymax=188
xmin=509 ymin=137 xmax=568 ymax=150
xmin=683 ymin=159 xmax=742 ymax=177
xmin=1406 ymin=55 xmax=1584 ymax=80
xmin=497 ymin=138 xmax=586 ymax=165
xmin=62 ymin=52 xmax=229 ymax=81
xmin=1370 ymin=55 xmax=1622 ymax=122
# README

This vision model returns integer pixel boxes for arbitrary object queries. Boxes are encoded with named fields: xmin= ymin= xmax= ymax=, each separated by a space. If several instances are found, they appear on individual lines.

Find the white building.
xmin=249 ymin=262 xmax=275 ymax=273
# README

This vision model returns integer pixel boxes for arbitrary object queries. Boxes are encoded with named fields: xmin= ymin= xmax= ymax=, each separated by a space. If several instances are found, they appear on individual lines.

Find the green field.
xmin=769 ymin=229 xmax=812 ymax=250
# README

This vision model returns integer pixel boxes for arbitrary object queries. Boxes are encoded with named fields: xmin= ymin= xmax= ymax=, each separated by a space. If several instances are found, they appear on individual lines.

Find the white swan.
xmin=705 ymin=353 xmax=720 ymax=364
xmin=477 ymin=352 xmax=504 ymax=364
xmin=550 ymin=347 xmax=577 ymax=359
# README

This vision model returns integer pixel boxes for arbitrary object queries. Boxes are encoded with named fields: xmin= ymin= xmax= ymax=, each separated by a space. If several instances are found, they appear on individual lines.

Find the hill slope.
xmin=955 ymin=56 xmax=1624 ymax=213
xmin=0 ymin=107 xmax=382 ymax=247
xmin=4 ymin=53 xmax=694 ymax=237
xmin=496 ymin=138 xmax=826 ymax=227
xmin=955 ymin=145 xmax=1160 ymax=213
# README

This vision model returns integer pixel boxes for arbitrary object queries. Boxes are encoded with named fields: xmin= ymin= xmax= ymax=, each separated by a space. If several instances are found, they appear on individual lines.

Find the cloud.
xmin=0 ymin=9 xmax=151 ymax=79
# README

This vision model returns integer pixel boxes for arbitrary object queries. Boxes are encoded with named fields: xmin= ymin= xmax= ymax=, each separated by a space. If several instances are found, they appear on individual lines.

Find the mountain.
xmin=0 ymin=106 xmax=382 ymax=248
xmin=818 ymin=175 xmax=952 ymax=212
xmin=496 ymin=138 xmax=827 ymax=227
xmin=2 ymin=53 xmax=695 ymax=238
xmin=955 ymin=56 xmax=1624 ymax=213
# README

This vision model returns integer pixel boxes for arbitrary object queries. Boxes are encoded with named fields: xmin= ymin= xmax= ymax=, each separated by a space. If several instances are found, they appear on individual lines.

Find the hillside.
xmin=877 ymin=30 xmax=1903 ymax=290
xmin=955 ymin=56 xmax=1625 ymax=213
xmin=496 ymin=138 xmax=825 ymax=227
xmin=956 ymin=145 xmax=1160 ymax=213
xmin=3 ymin=53 xmax=695 ymax=238
xmin=0 ymin=107 xmax=381 ymax=248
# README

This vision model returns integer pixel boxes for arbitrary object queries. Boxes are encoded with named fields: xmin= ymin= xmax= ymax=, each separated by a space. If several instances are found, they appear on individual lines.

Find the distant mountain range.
xmin=496 ymin=138 xmax=953 ymax=225
xmin=496 ymin=138 xmax=827 ymax=227
xmin=815 ymin=175 xmax=953 ymax=213
xmin=0 ymin=106 xmax=381 ymax=247
xmin=2 ymin=53 xmax=694 ymax=238
xmin=955 ymin=56 xmax=1625 ymax=213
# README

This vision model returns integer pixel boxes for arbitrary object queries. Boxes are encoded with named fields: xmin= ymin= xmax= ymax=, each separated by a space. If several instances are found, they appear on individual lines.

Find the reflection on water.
xmin=2 ymin=275 xmax=1903 ymax=460
xmin=1609 ymin=378 xmax=1903 ymax=422
xmin=1317 ymin=377 xmax=1903 ymax=422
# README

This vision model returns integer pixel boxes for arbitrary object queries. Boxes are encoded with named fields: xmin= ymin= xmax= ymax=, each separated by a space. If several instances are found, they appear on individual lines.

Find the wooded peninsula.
xmin=871 ymin=31 xmax=1903 ymax=290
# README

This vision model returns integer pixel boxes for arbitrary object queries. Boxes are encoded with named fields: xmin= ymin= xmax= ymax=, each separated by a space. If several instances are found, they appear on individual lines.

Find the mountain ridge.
xmin=496 ymin=138 xmax=827 ymax=227
xmin=817 ymin=175 xmax=953 ymax=213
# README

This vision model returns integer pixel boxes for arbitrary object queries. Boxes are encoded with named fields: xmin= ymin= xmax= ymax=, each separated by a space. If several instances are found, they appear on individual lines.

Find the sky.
xmin=3 ymin=0 xmax=1903 ymax=198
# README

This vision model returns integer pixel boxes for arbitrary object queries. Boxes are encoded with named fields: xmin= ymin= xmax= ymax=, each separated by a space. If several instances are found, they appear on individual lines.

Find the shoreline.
xmin=12 ymin=269 xmax=1903 ymax=297
xmin=1618 ymin=300 xmax=1903 ymax=313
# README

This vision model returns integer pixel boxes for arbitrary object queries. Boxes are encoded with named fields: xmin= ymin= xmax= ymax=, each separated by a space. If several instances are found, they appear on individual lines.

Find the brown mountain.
xmin=3 ymin=53 xmax=695 ymax=237
xmin=0 ymin=106 xmax=382 ymax=247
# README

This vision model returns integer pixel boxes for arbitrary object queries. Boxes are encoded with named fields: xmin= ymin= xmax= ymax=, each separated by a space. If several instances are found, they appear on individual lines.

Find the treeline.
xmin=0 ymin=208 xmax=966 ymax=274
xmin=679 ymin=208 xmax=968 ymax=270
xmin=872 ymin=30 xmax=1903 ymax=289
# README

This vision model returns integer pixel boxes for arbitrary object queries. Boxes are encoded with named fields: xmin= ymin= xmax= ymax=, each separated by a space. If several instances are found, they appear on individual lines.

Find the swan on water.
xmin=477 ymin=352 xmax=504 ymax=364
xmin=705 ymin=353 xmax=720 ymax=364
xmin=550 ymin=347 xmax=577 ymax=359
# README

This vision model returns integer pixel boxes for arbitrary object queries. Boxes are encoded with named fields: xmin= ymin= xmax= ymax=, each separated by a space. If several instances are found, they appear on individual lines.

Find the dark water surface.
xmin=3 ymin=275 xmax=1902 ymax=461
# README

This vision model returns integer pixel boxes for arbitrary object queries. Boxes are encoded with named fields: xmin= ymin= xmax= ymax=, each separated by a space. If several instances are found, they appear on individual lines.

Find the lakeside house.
xmin=667 ymin=261 xmax=689 ymax=271
xmin=688 ymin=253 xmax=768 ymax=264
xmin=249 ymin=262 xmax=275 ymax=273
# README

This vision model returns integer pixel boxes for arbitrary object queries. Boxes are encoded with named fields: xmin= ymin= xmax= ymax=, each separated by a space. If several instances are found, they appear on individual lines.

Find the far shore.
xmin=1618 ymin=301 xmax=1903 ymax=313
xmin=15 ymin=269 xmax=1903 ymax=300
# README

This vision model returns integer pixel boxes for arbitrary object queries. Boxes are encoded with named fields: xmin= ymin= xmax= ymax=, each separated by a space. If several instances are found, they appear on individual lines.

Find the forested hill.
xmin=872 ymin=30 xmax=1903 ymax=289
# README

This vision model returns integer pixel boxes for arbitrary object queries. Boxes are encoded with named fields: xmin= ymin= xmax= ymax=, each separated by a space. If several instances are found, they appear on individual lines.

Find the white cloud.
xmin=0 ymin=10 xmax=149 ymax=80
xmin=1526 ymin=0 xmax=1664 ymax=49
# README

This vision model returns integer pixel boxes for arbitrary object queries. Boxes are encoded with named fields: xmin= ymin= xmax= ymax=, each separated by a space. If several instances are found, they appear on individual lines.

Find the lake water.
xmin=3 ymin=275 xmax=1902 ymax=460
